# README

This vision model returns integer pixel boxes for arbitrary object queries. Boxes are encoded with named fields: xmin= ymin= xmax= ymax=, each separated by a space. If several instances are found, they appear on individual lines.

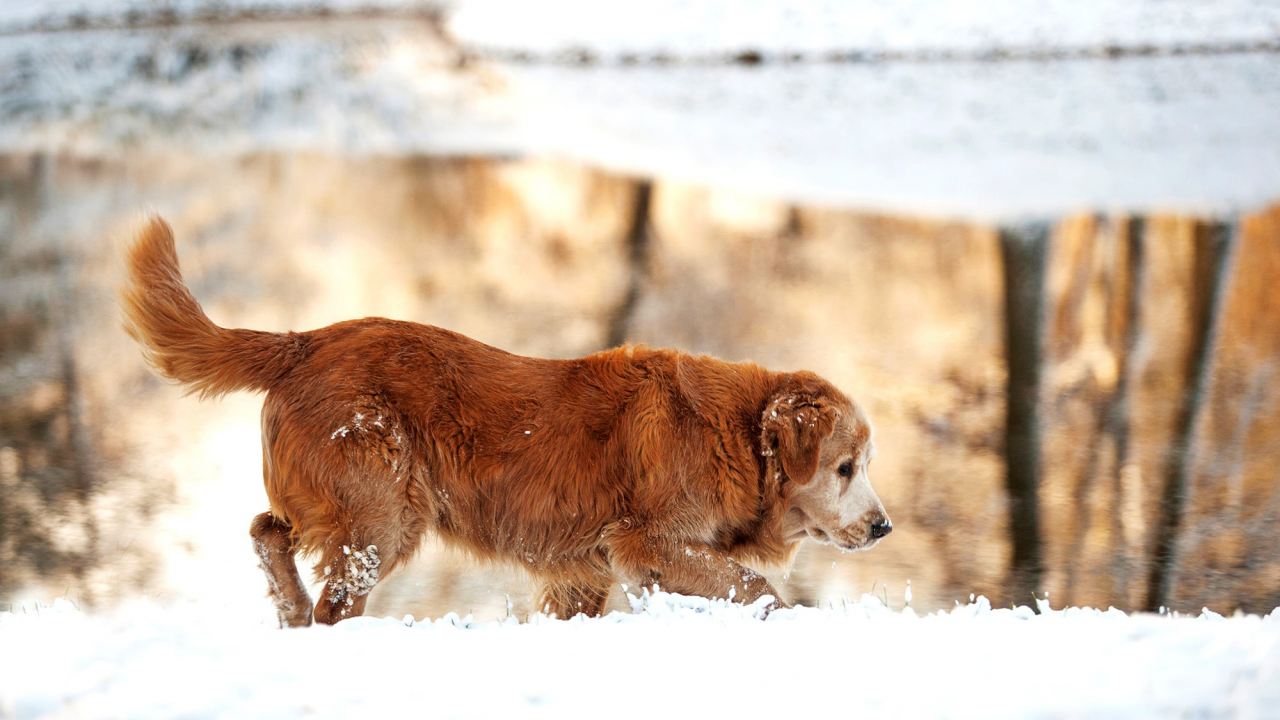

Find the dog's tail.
xmin=120 ymin=216 xmax=307 ymax=399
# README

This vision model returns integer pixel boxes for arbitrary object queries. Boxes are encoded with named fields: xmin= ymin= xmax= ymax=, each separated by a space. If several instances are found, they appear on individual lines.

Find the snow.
xmin=492 ymin=54 xmax=1280 ymax=219
xmin=332 ymin=545 xmax=381 ymax=609
xmin=449 ymin=0 xmax=1280 ymax=60
xmin=1 ymin=1 xmax=1278 ymax=218
xmin=3 ymin=592 xmax=1278 ymax=719
xmin=0 ymin=0 xmax=441 ymax=34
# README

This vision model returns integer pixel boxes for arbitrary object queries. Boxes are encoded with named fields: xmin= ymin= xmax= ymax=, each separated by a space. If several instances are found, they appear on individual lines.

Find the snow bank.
xmin=450 ymin=0 xmax=1280 ymax=60
xmin=2 ymin=0 xmax=1278 ymax=218
xmin=495 ymin=54 xmax=1280 ymax=219
xmin=3 ymin=592 xmax=1278 ymax=719
xmin=0 ymin=0 xmax=441 ymax=34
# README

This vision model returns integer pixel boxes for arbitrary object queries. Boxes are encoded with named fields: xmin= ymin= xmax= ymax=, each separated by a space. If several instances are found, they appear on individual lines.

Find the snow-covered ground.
xmin=2 ymin=1 xmax=1278 ymax=218
xmin=449 ymin=0 xmax=1280 ymax=60
xmin=3 ymin=591 xmax=1278 ymax=720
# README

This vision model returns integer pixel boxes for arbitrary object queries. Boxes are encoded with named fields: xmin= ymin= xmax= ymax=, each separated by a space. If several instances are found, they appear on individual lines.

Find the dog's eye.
xmin=837 ymin=460 xmax=854 ymax=479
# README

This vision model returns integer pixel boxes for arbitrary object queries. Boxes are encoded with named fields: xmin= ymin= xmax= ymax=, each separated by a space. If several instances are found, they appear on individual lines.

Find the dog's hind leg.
xmin=250 ymin=511 xmax=314 ymax=628
xmin=314 ymin=545 xmax=379 ymax=624
xmin=312 ymin=527 xmax=408 ymax=625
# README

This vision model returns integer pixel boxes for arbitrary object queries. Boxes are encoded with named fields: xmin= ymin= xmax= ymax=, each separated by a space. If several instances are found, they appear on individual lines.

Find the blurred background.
xmin=2 ymin=0 xmax=1279 ymax=621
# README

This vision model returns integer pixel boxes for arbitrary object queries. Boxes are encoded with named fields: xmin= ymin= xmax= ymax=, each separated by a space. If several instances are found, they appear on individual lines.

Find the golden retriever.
xmin=120 ymin=217 xmax=891 ymax=627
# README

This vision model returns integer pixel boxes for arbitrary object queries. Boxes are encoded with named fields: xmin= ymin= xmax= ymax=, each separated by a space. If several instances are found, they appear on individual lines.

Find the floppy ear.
xmin=762 ymin=397 xmax=836 ymax=486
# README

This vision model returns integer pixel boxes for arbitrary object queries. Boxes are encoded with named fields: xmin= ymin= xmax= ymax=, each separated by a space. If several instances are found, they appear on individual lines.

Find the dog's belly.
xmin=424 ymin=465 xmax=622 ymax=565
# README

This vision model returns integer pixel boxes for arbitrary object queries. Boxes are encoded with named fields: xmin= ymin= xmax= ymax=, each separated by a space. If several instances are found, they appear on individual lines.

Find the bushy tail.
xmin=120 ymin=216 xmax=306 ymax=399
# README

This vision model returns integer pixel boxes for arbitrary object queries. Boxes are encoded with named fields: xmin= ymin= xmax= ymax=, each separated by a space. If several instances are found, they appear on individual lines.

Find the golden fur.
xmin=121 ymin=216 xmax=887 ymax=626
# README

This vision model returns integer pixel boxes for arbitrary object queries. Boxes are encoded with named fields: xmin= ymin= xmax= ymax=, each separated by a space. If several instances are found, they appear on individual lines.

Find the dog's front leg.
xmin=608 ymin=534 xmax=788 ymax=611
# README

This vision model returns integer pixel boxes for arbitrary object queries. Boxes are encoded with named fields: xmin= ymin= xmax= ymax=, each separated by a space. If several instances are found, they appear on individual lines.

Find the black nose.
xmin=869 ymin=520 xmax=893 ymax=539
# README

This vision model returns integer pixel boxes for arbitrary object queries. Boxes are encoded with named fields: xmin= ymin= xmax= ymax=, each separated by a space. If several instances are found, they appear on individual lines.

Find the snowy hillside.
xmin=3 ymin=592 xmax=1278 ymax=719
xmin=2 ymin=0 xmax=1278 ymax=217
xmin=449 ymin=0 xmax=1280 ymax=59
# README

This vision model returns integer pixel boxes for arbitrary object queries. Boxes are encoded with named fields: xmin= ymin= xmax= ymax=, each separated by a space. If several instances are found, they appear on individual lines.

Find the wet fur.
xmin=121 ymin=217 xmax=865 ymax=625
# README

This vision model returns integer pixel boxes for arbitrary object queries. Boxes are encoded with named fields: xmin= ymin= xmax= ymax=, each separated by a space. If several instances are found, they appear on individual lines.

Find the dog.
xmin=120 ymin=216 xmax=891 ymax=627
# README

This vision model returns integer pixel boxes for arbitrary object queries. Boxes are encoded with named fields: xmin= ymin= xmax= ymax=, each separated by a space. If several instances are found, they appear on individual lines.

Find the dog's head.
xmin=762 ymin=373 xmax=891 ymax=552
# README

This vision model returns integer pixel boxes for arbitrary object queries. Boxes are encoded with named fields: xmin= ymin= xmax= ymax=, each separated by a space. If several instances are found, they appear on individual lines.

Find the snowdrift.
xmin=3 ymin=591 xmax=1278 ymax=719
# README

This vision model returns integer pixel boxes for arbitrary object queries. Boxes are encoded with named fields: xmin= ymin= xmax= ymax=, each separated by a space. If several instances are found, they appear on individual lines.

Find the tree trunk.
xmin=1000 ymin=222 xmax=1050 ymax=605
